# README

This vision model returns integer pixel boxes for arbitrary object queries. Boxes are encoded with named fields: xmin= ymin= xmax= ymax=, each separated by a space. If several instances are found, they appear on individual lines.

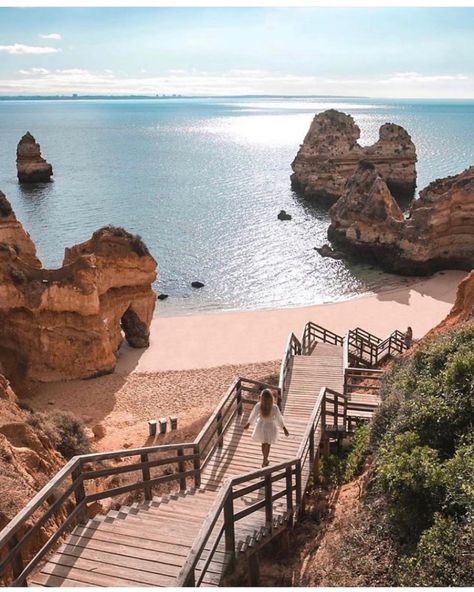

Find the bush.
xmin=320 ymin=425 xmax=370 ymax=486
xmin=28 ymin=411 xmax=89 ymax=459
xmin=398 ymin=515 xmax=474 ymax=586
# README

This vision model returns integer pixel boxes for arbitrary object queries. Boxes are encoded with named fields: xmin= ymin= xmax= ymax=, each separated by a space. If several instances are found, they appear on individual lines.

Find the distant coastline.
xmin=0 ymin=93 xmax=370 ymax=101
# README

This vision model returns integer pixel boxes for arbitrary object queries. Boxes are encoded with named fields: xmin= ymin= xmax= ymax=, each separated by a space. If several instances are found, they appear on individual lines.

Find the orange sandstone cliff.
xmin=0 ymin=192 xmax=157 ymax=382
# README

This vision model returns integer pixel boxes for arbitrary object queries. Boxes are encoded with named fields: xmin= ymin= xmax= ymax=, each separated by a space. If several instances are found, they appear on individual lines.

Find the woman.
xmin=244 ymin=389 xmax=289 ymax=467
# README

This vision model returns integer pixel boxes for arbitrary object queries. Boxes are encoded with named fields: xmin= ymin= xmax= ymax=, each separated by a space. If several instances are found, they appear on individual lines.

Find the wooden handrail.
xmin=0 ymin=373 xmax=282 ymax=586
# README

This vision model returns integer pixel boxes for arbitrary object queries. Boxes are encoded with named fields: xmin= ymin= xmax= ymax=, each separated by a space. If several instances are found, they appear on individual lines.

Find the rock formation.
xmin=0 ymin=191 xmax=41 ymax=267
xmin=0 ymin=375 xmax=65 ymax=585
xmin=291 ymin=109 xmax=417 ymax=202
xmin=16 ymin=132 xmax=53 ymax=183
xmin=328 ymin=163 xmax=474 ymax=275
xmin=0 ymin=194 xmax=157 ymax=381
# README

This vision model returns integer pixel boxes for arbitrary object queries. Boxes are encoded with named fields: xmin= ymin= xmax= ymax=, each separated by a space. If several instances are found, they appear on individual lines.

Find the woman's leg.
xmin=262 ymin=443 xmax=270 ymax=466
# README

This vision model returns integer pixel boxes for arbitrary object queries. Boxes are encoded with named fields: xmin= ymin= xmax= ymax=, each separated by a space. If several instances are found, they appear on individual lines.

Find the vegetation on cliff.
xmin=328 ymin=324 xmax=474 ymax=586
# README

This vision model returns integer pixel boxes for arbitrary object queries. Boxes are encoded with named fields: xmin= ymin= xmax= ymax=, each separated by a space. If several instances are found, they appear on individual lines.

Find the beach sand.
xmin=119 ymin=270 xmax=466 ymax=372
xmin=24 ymin=270 xmax=465 ymax=452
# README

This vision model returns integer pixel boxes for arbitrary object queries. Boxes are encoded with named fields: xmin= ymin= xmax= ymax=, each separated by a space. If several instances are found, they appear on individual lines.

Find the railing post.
xmin=309 ymin=426 xmax=315 ymax=466
xmin=343 ymin=396 xmax=348 ymax=433
xmin=140 ymin=453 xmax=153 ymax=501
xmin=217 ymin=410 xmax=223 ymax=448
xmin=285 ymin=466 xmax=293 ymax=518
xmin=223 ymin=492 xmax=235 ymax=554
xmin=236 ymin=380 xmax=243 ymax=416
xmin=177 ymin=447 xmax=186 ymax=492
xmin=8 ymin=534 xmax=25 ymax=586
xmin=313 ymin=446 xmax=321 ymax=484
xmin=334 ymin=395 xmax=339 ymax=431
xmin=264 ymin=474 xmax=273 ymax=528
xmin=193 ymin=444 xmax=201 ymax=489
xmin=71 ymin=465 xmax=87 ymax=524
xmin=295 ymin=460 xmax=302 ymax=516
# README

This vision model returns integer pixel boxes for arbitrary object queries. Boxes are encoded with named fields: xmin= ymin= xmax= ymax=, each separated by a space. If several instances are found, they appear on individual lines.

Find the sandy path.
xmin=118 ymin=270 xmax=465 ymax=372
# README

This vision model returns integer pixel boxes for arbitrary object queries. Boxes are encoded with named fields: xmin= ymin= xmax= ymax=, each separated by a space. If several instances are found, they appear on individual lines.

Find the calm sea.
xmin=0 ymin=96 xmax=473 ymax=316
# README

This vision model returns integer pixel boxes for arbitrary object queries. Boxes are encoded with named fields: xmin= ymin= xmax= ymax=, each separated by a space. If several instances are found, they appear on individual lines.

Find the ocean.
xmin=0 ymin=96 xmax=473 ymax=316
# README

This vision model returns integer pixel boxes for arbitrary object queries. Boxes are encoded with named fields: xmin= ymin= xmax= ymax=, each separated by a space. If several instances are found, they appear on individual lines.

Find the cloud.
xmin=0 ymin=68 xmax=473 ymax=99
xmin=39 ymin=33 xmax=62 ymax=40
xmin=0 ymin=43 xmax=61 ymax=55
xmin=382 ymin=71 xmax=469 ymax=84
xmin=19 ymin=67 xmax=50 ymax=75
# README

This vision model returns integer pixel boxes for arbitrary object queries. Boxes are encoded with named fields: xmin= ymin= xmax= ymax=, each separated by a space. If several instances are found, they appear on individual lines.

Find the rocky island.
xmin=0 ymin=192 xmax=156 ymax=381
xmin=328 ymin=162 xmax=474 ymax=275
xmin=291 ymin=109 xmax=417 ymax=203
xmin=16 ymin=132 xmax=53 ymax=183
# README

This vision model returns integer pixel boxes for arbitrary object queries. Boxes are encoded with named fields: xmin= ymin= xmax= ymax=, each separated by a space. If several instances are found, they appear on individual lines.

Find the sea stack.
xmin=328 ymin=162 xmax=474 ymax=275
xmin=291 ymin=109 xmax=417 ymax=203
xmin=16 ymin=132 xmax=53 ymax=183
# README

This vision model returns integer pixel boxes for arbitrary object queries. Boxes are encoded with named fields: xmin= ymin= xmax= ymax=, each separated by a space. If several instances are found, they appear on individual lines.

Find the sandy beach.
xmin=24 ymin=270 xmax=465 ymax=452
xmin=118 ymin=270 xmax=466 ymax=372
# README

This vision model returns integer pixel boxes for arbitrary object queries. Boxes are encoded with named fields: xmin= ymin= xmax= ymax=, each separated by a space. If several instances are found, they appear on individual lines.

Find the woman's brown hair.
xmin=260 ymin=389 xmax=274 ymax=417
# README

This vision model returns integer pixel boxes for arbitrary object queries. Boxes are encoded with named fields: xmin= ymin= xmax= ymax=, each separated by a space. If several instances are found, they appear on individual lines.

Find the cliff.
xmin=0 ymin=194 xmax=157 ymax=381
xmin=16 ymin=132 xmax=53 ymax=184
xmin=328 ymin=163 xmax=474 ymax=275
xmin=291 ymin=109 xmax=417 ymax=203
xmin=0 ymin=375 xmax=65 ymax=585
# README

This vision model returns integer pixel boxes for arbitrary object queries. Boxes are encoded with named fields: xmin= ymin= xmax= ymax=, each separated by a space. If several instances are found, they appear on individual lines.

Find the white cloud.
xmin=0 ymin=68 xmax=473 ymax=99
xmin=39 ymin=33 xmax=62 ymax=40
xmin=0 ymin=43 xmax=61 ymax=55
xmin=19 ymin=68 xmax=50 ymax=75
xmin=383 ymin=71 xmax=469 ymax=83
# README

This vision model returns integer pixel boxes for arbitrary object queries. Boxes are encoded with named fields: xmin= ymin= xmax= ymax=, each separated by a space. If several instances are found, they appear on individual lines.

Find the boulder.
xmin=191 ymin=281 xmax=204 ymax=288
xmin=277 ymin=210 xmax=292 ymax=221
xmin=291 ymin=109 xmax=417 ymax=203
xmin=315 ymin=244 xmax=344 ymax=260
xmin=328 ymin=163 xmax=474 ymax=275
xmin=0 ymin=195 xmax=157 ymax=381
xmin=16 ymin=132 xmax=53 ymax=183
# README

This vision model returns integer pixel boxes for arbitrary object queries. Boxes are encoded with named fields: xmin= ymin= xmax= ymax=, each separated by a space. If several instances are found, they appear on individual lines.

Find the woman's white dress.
xmin=247 ymin=403 xmax=286 ymax=444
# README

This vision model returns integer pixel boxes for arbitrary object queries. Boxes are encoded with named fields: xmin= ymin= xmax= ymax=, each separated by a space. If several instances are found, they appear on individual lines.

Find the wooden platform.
xmin=29 ymin=342 xmax=344 ymax=588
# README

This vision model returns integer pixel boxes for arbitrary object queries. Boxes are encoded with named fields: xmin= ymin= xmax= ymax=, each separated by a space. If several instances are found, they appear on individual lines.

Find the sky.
xmin=0 ymin=7 xmax=474 ymax=97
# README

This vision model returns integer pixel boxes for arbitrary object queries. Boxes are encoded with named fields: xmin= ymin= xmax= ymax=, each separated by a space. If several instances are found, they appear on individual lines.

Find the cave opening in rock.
xmin=120 ymin=306 xmax=150 ymax=349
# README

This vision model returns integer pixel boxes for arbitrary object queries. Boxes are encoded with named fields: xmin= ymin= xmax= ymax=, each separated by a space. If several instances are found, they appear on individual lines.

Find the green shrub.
xmin=28 ymin=411 xmax=89 ymax=459
xmin=52 ymin=412 xmax=90 ymax=459
xmin=398 ymin=514 xmax=474 ymax=586
xmin=320 ymin=425 xmax=370 ymax=486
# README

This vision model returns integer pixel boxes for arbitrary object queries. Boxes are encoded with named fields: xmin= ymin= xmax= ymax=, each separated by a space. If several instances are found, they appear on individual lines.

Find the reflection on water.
xmin=0 ymin=96 xmax=473 ymax=316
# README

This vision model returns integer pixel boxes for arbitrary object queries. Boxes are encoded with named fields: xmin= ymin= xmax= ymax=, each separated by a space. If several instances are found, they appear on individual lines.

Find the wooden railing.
xmin=302 ymin=322 xmax=344 ymax=354
xmin=278 ymin=332 xmax=301 ymax=394
xmin=176 ymin=385 xmax=346 ymax=587
xmin=347 ymin=327 xmax=407 ymax=367
xmin=0 ymin=376 xmax=280 ymax=587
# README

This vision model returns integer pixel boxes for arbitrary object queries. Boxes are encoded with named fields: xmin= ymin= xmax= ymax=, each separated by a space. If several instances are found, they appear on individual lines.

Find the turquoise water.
xmin=0 ymin=96 xmax=473 ymax=315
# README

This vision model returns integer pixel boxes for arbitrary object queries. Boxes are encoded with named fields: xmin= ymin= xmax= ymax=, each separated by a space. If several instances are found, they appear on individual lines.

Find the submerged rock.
xmin=315 ymin=244 xmax=344 ymax=260
xmin=277 ymin=210 xmax=292 ymax=220
xmin=191 ymin=281 xmax=205 ymax=288
xmin=16 ymin=132 xmax=53 ymax=183
xmin=157 ymin=293 xmax=169 ymax=300
xmin=328 ymin=163 xmax=474 ymax=275
xmin=291 ymin=109 xmax=417 ymax=203
xmin=0 ymin=197 xmax=157 ymax=381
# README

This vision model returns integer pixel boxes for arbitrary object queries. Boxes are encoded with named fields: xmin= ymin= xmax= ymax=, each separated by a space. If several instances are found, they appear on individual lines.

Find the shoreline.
xmin=118 ymin=270 xmax=466 ymax=373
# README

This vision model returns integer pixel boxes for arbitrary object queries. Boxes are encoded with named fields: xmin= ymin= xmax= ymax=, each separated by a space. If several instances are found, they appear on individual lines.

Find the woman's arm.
xmin=244 ymin=403 xmax=260 ymax=430
xmin=274 ymin=405 xmax=289 ymax=437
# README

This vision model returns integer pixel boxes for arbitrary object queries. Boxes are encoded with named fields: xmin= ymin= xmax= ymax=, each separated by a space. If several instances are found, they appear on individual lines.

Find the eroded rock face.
xmin=328 ymin=163 xmax=474 ymax=275
xmin=0 ymin=191 xmax=41 ymax=268
xmin=291 ymin=109 xmax=417 ymax=202
xmin=0 ymin=375 xmax=65 ymax=585
xmin=0 ymin=195 xmax=157 ymax=381
xmin=16 ymin=132 xmax=53 ymax=183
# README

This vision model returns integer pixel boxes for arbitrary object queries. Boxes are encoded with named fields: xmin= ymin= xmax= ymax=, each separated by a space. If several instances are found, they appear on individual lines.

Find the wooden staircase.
xmin=0 ymin=322 xmax=407 ymax=588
